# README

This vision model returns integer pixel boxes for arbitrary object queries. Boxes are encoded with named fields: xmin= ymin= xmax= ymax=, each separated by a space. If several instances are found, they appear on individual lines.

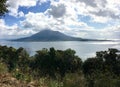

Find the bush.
xmin=0 ymin=61 xmax=8 ymax=74
xmin=63 ymin=72 xmax=86 ymax=87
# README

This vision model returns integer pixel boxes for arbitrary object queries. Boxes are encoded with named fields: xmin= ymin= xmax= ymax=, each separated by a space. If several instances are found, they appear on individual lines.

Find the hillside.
xmin=13 ymin=29 xmax=103 ymax=41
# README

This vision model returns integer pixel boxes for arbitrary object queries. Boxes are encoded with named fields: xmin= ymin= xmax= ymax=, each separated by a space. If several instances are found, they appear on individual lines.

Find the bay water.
xmin=0 ymin=40 xmax=120 ymax=60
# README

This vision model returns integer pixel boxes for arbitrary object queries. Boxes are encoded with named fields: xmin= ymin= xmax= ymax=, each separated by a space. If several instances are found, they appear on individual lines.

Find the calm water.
xmin=0 ymin=40 xmax=120 ymax=60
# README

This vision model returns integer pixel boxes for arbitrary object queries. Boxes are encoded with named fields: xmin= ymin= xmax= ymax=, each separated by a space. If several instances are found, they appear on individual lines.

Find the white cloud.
xmin=18 ymin=11 xmax=25 ymax=17
xmin=39 ymin=0 xmax=50 ymax=4
xmin=78 ymin=0 xmax=97 ymax=7
xmin=21 ymin=12 xmax=52 ymax=30
xmin=7 ymin=0 xmax=37 ymax=17
xmin=48 ymin=4 xmax=66 ymax=18
xmin=0 ymin=19 xmax=35 ymax=39
xmin=71 ymin=0 xmax=120 ymax=23
xmin=71 ymin=25 xmax=120 ymax=39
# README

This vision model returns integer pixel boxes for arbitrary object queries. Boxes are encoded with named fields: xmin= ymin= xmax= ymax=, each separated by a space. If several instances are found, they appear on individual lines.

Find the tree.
xmin=82 ymin=58 xmax=103 ymax=75
xmin=83 ymin=48 xmax=120 ymax=76
xmin=56 ymin=49 xmax=82 ymax=78
xmin=16 ymin=47 xmax=30 ymax=73
xmin=31 ymin=48 xmax=82 ymax=79
xmin=0 ymin=0 xmax=8 ymax=17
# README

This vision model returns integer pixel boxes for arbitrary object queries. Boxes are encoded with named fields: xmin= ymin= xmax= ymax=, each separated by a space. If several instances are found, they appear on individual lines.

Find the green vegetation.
xmin=0 ymin=45 xmax=120 ymax=87
xmin=0 ymin=0 xmax=8 ymax=17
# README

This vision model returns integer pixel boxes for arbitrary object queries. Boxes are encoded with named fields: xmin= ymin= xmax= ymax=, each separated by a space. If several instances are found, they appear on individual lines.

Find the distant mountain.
xmin=13 ymin=29 xmax=108 ymax=41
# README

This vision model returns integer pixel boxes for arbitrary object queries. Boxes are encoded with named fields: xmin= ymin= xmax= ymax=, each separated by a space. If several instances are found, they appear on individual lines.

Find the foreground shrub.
xmin=0 ymin=61 xmax=8 ymax=74
xmin=63 ymin=72 xmax=86 ymax=87
xmin=94 ymin=72 xmax=120 ymax=87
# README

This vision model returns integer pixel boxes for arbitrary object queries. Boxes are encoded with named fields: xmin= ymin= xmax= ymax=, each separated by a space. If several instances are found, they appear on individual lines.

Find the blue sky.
xmin=0 ymin=0 xmax=120 ymax=39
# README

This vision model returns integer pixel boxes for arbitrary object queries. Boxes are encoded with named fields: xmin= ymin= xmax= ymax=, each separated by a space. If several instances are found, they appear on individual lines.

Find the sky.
xmin=0 ymin=0 xmax=120 ymax=39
